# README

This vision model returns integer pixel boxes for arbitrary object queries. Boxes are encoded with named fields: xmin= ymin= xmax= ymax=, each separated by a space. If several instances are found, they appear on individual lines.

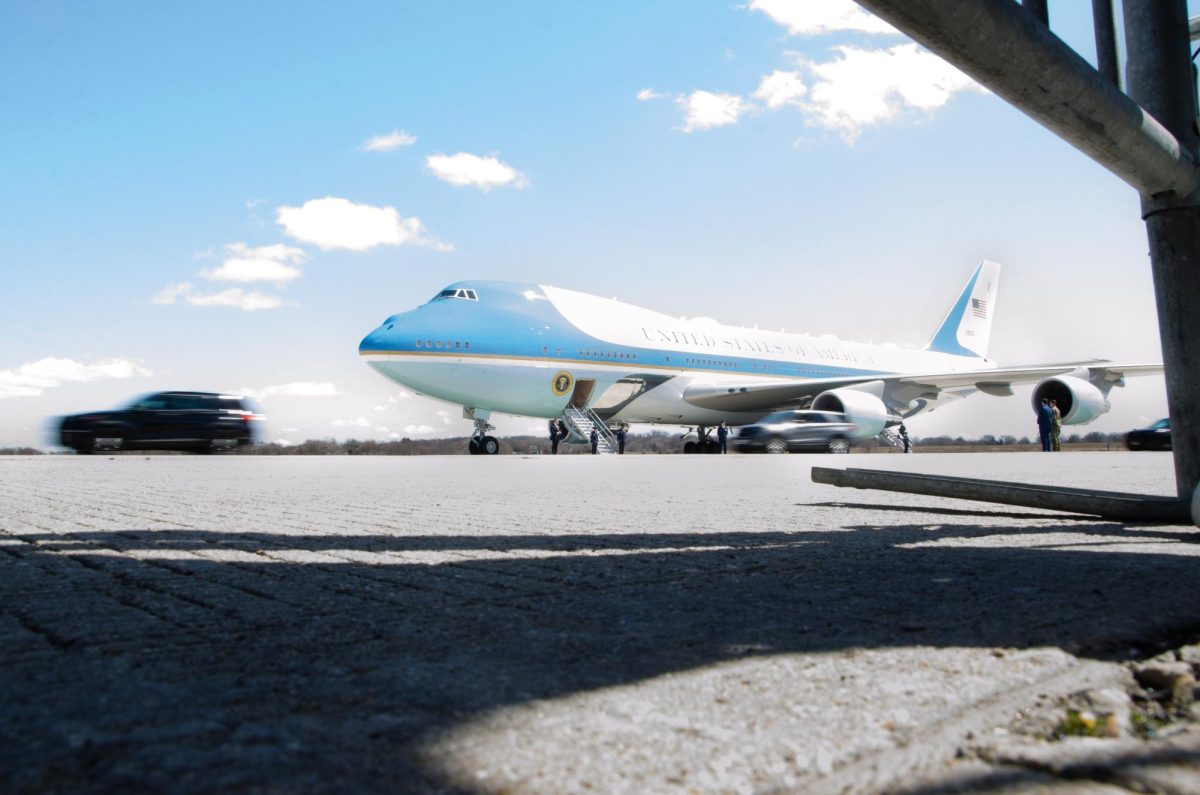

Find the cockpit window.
xmin=431 ymin=288 xmax=479 ymax=302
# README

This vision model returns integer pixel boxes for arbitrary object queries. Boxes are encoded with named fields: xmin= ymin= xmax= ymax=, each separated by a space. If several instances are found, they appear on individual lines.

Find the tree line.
xmin=0 ymin=430 xmax=1131 ymax=456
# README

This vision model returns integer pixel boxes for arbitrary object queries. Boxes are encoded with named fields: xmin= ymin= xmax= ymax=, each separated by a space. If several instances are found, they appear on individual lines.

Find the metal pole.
xmin=1023 ymin=0 xmax=1048 ymax=26
xmin=1124 ymin=0 xmax=1200 ymax=500
xmin=853 ymin=0 xmax=1198 ymax=197
xmin=1092 ymin=0 xmax=1120 ymax=86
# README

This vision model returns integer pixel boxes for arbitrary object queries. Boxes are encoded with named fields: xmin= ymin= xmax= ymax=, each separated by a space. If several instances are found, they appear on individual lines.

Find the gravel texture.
xmin=0 ymin=451 xmax=1196 ymax=794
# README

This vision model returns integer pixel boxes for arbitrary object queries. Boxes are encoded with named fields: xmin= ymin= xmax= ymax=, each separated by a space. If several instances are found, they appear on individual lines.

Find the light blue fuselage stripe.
xmin=359 ymin=280 xmax=899 ymax=381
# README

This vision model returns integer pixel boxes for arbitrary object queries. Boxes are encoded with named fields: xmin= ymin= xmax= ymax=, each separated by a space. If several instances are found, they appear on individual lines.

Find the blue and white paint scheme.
xmin=359 ymin=261 xmax=1159 ymax=453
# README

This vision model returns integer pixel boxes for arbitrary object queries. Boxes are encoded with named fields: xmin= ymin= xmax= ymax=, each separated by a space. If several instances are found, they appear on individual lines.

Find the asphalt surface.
xmin=1 ymin=451 xmax=1196 ymax=794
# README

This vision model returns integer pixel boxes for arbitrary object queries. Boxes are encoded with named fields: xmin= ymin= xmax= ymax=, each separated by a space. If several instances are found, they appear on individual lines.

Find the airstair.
xmin=879 ymin=427 xmax=911 ymax=452
xmin=563 ymin=406 xmax=617 ymax=454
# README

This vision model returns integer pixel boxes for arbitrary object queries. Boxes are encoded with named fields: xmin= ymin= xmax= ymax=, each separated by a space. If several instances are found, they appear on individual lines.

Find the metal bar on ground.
xmin=855 ymin=0 xmax=1199 ymax=198
xmin=811 ymin=467 xmax=1191 ymax=523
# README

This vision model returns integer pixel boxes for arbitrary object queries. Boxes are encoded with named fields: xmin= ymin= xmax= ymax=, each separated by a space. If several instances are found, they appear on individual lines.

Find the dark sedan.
xmin=733 ymin=410 xmax=856 ymax=454
xmin=59 ymin=391 xmax=264 ymax=454
xmin=1125 ymin=418 xmax=1171 ymax=451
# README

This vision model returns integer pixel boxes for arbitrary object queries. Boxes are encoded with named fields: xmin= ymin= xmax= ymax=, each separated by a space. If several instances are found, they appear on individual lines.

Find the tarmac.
xmin=1 ymin=451 xmax=1197 ymax=794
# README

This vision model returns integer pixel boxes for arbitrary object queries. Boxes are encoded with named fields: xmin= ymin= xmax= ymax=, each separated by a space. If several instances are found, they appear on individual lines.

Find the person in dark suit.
xmin=589 ymin=427 xmax=599 ymax=454
xmin=548 ymin=418 xmax=560 ymax=454
xmin=1037 ymin=398 xmax=1054 ymax=452
xmin=717 ymin=420 xmax=730 ymax=454
xmin=616 ymin=425 xmax=627 ymax=454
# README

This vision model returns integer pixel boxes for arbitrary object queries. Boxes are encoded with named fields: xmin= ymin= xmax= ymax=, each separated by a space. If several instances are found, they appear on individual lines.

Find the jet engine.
xmin=811 ymin=388 xmax=888 ymax=437
xmin=1031 ymin=376 xmax=1110 ymax=424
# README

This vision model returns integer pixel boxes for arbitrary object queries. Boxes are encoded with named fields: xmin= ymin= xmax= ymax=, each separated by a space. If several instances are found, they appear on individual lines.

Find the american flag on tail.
xmin=971 ymin=298 xmax=988 ymax=318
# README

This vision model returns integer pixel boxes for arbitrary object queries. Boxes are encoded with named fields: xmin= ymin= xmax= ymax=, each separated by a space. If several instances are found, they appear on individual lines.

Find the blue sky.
xmin=1 ymin=1 xmax=1184 ymax=447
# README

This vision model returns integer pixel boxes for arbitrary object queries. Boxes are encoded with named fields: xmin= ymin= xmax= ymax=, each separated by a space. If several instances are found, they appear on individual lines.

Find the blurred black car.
xmin=733 ymin=410 xmax=855 ymax=454
xmin=1125 ymin=418 xmax=1171 ymax=451
xmin=59 ymin=391 xmax=264 ymax=454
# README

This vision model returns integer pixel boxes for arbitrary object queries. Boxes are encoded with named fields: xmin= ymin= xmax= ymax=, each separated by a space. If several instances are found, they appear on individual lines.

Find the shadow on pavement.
xmin=3 ymin=518 xmax=1199 ymax=793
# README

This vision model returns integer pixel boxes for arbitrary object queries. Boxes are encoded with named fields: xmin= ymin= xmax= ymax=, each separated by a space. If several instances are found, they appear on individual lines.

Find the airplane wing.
xmin=681 ymin=361 xmax=1163 ymax=414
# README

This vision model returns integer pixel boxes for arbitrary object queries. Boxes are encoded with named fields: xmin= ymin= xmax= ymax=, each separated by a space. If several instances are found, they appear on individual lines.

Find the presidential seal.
xmin=551 ymin=370 xmax=574 ymax=396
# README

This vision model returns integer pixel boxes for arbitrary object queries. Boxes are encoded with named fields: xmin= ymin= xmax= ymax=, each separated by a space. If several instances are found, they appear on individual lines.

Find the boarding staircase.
xmin=563 ymin=406 xmax=618 ymax=454
xmin=879 ymin=427 xmax=910 ymax=451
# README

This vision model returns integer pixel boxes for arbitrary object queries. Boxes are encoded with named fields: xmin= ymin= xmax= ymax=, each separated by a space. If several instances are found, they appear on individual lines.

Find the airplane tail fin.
xmin=925 ymin=260 xmax=1001 ymax=359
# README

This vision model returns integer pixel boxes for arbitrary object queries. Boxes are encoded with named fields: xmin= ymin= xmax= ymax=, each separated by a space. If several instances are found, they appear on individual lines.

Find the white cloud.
xmin=637 ymin=88 xmax=664 ymax=101
xmin=678 ymin=90 xmax=751 ymax=132
xmin=204 ymin=242 xmax=306 ymax=284
xmin=277 ymin=197 xmax=452 ymax=252
xmin=153 ymin=282 xmax=285 ymax=311
xmin=425 ymin=152 xmax=529 ymax=191
xmin=361 ymin=129 xmax=417 ymax=152
xmin=754 ymin=69 xmax=808 ymax=109
xmin=0 ymin=357 xmax=152 ymax=400
xmin=403 ymin=424 xmax=435 ymax=434
xmin=242 ymin=382 xmax=340 ymax=400
xmin=153 ymin=282 xmax=193 ymax=305
xmin=332 ymin=417 xmax=370 ymax=427
xmin=749 ymin=0 xmax=897 ymax=36
xmin=795 ymin=44 xmax=982 ymax=141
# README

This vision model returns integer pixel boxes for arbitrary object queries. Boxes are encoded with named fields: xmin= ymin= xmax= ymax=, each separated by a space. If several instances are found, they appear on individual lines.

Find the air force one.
xmin=358 ymin=261 xmax=1160 ymax=454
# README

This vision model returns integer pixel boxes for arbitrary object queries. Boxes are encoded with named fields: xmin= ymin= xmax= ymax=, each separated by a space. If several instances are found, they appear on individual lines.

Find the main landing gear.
xmin=682 ymin=426 xmax=721 ymax=454
xmin=468 ymin=417 xmax=500 ymax=455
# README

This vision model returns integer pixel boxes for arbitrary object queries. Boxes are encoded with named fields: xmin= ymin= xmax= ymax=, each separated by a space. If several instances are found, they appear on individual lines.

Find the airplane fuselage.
xmin=358 ymin=281 xmax=987 ymax=427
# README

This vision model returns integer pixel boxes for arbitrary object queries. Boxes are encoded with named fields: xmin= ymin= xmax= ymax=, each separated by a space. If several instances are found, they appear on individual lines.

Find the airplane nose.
xmin=359 ymin=326 xmax=390 ymax=354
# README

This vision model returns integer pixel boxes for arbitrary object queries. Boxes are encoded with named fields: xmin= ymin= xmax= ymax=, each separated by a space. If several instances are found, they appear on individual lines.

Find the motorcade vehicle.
xmin=58 ymin=391 xmax=264 ymax=454
xmin=1125 ymin=417 xmax=1171 ymax=451
xmin=732 ymin=410 xmax=855 ymax=454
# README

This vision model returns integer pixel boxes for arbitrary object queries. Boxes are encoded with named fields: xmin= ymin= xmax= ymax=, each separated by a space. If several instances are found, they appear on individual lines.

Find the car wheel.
xmin=74 ymin=434 xmax=95 ymax=455
xmin=766 ymin=438 xmax=788 ymax=455
xmin=827 ymin=438 xmax=850 ymax=454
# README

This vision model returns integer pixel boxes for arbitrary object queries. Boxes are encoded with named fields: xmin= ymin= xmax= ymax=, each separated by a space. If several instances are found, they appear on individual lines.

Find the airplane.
xmin=358 ymin=261 xmax=1161 ymax=454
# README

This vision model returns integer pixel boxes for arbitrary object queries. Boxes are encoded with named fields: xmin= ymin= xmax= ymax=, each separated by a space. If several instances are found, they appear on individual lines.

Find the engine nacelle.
xmin=1031 ymin=376 xmax=1110 ymax=425
xmin=811 ymin=388 xmax=888 ymax=437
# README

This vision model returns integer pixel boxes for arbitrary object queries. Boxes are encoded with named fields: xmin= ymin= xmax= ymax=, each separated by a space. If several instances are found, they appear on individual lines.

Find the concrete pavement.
xmin=0 ymin=452 xmax=1196 ymax=793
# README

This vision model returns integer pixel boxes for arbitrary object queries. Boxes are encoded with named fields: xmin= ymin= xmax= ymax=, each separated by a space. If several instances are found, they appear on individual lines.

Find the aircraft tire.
xmin=766 ymin=439 xmax=788 ymax=455
xmin=468 ymin=438 xmax=480 ymax=455
xmin=683 ymin=441 xmax=698 ymax=454
xmin=482 ymin=436 xmax=500 ymax=455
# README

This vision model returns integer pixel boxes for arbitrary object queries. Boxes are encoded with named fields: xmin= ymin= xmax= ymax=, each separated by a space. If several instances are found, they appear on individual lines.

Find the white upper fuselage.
xmin=358 ymin=280 xmax=991 ymax=426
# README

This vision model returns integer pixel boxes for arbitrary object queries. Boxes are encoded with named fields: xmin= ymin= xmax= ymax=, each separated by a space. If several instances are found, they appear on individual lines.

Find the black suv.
xmin=733 ymin=410 xmax=856 ymax=454
xmin=59 ymin=391 xmax=264 ymax=454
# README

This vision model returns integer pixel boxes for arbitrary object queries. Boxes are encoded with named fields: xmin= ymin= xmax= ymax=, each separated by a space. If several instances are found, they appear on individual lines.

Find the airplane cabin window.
xmin=455 ymin=341 xmax=461 ymax=348
xmin=426 ymin=339 xmax=433 ymax=348
xmin=435 ymin=340 xmax=442 ymax=348
xmin=416 ymin=339 xmax=423 ymax=347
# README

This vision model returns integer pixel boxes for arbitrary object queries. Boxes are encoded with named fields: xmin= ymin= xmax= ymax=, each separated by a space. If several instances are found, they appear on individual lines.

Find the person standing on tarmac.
xmin=717 ymin=420 xmax=730 ymax=454
xmin=899 ymin=423 xmax=912 ymax=453
xmin=1049 ymin=399 xmax=1063 ymax=452
xmin=616 ymin=424 xmax=627 ymax=454
xmin=589 ymin=426 xmax=599 ymax=454
xmin=548 ymin=418 xmax=560 ymax=455
xmin=1036 ymin=398 xmax=1054 ymax=452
